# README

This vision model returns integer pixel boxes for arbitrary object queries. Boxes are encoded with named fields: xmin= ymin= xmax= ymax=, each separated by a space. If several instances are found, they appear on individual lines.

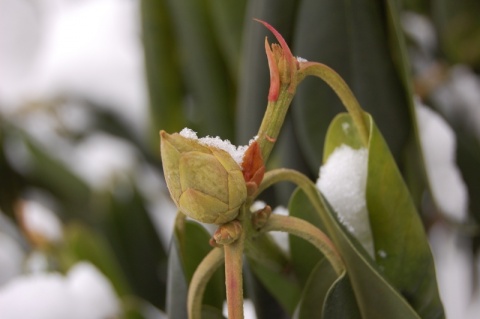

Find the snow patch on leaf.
xmin=316 ymin=144 xmax=374 ymax=258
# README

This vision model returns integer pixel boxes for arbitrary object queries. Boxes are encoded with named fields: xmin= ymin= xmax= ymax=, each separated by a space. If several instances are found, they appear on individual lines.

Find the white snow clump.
xmin=0 ymin=262 xmax=120 ymax=319
xmin=316 ymin=144 xmax=374 ymax=257
xmin=415 ymin=101 xmax=468 ymax=221
xmin=179 ymin=128 xmax=257 ymax=166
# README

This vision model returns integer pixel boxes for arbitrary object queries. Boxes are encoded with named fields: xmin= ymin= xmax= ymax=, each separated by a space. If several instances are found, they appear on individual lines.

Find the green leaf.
xmin=292 ymin=0 xmax=410 ymax=172
xmin=293 ymin=259 xmax=361 ymax=319
xmin=165 ymin=0 xmax=235 ymax=139
xmin=247 ymin=257 xmax=301 ymax=315
xmin=141 ymin=0 xmax=185 ymax=144
xmin=166 ymin=234 xmax=188 ymax=319
xmin=288 ymin=187 xmax=367 ymax=317
xmin=236 ymin=0 xmax=298 ymax=144
xmin=102 ymin=189 xmax=167 ymax=310
xmin=243 ymin=259 xmax=289 ymax=319
xmin=206 ymin=0 xmax=247 ymax=80
xmin=314 ymin=194 xmax=422 ymax=319
xmin=321 ymin=272 xmax=361 ymax=319
xmin=323 ymin=113 xmax=444 ymax=318
xmin=61 ymin=223 xmax=131 ymax=297
xmin=167 ymin=218 xmax=225 ymax=318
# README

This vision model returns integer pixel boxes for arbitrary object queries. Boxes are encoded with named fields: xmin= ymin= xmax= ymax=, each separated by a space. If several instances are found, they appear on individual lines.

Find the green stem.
xmin=298 ymin=62 xmax=370 ymax=146
xmin=256 ymin=168 xmax=345 ymax=266
xmin=224 ymin=238 xmax=245 ymax=319
xmin=187 ymin=247 xmax=224 ymax=319
xmin=261 ymin=214 xmax=344 ymax=275
xmin=256 ymin=86 xmax=295 ymax=163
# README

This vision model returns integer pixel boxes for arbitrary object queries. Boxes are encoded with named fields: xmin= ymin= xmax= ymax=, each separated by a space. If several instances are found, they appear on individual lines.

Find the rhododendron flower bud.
xmin=160 ymin=131 xmax=247 ymax=224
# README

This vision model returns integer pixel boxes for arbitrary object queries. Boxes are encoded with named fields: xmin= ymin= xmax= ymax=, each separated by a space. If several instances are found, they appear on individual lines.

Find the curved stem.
xmin=298 ymin=62 xmax=370 ymax=146
xmin=261 ymin=214 xmax=344 ymax=275
xmin=188 ymin=247 xmax=224 ymax=319
xmin=255 ymin=169 xmax=343 ymax=260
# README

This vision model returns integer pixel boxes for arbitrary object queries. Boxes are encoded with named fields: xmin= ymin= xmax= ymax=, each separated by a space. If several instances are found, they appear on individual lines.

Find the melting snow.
xmin=316 ymin=144 xmax=374 ymax=258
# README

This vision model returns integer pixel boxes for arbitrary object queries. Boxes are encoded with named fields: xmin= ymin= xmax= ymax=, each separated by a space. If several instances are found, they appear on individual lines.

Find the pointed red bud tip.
xmin=254 ymin=19 xmax=294 ymax=60
xmin=241 ymin=141 xmax=265 ymax=191
xmin=265 ymin=37 xmax=280 ymax=101
xmin=255 ymin=19 xmax=297 ymax=99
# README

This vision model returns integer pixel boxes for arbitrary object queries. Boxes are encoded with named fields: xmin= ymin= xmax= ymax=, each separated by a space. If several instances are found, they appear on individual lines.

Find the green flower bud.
xmin=160 ymin=130 xmax=247 ymax=224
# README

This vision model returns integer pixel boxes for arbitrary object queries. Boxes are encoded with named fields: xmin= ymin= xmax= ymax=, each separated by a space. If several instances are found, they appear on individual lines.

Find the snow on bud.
xmin=160 ymin=131 xmax=247 ymax=224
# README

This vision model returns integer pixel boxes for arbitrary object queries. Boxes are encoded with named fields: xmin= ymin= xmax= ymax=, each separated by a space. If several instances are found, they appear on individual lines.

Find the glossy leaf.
xmin=292 ymin=0 xmax=410 ymax=172
xmin=323 ymin=113 xmax=444 ymax=318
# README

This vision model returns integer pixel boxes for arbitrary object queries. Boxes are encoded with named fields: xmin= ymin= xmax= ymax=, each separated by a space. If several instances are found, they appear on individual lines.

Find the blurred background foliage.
xmin=0 ymin=0 xmax=479 ymax=318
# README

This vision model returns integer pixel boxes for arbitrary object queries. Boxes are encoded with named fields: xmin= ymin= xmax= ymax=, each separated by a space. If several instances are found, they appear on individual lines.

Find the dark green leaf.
xmin=292 ymin=0 xmax=410 ymax=172
xmin=61 ymin=223 xmax=131 ymax=297
xmin=207 ymin=0 xmax=248 ymax=80
xmin=236 ymin=0 xmax=298 ymax=144
xmin=141 ymin=0 xmax=185 ymax=143
xmin=165 ymin=0 xmax=235 ymax=139
xmin=102 ymin=189 xmax=167 ymax=310
xmin=247 ymin=257 xmax=301 ymax=315
xmin=244 ymin=259 xmax=289 ymax=319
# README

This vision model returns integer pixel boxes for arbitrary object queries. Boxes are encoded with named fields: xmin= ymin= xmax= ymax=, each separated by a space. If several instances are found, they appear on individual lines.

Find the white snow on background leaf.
xmin=0 ymin=262 xmax=120 ymax=319
xmin=67 ymin=263 xmax=119 ymax=319
xmin=0 ymin=232 xmax=24 ymax=286
xmin=316 ymin=144 xmax=374 ymax=258
xmin=415 ymin=101 xmax=468 ymax=221
xmin=401 ymin=12 xmax=437 ymax=55
xmin=68 ymin=132 xmax=139 ymax=190
xmin=179 ymin=127 xmax=257 ymax=165
xmin=429 ymin=224 xmax=475 ymax=319
xmin=22 ymin=200 xmax=62 ymax=243
xmin=432 ymin=65 xmax=480 ymax=140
